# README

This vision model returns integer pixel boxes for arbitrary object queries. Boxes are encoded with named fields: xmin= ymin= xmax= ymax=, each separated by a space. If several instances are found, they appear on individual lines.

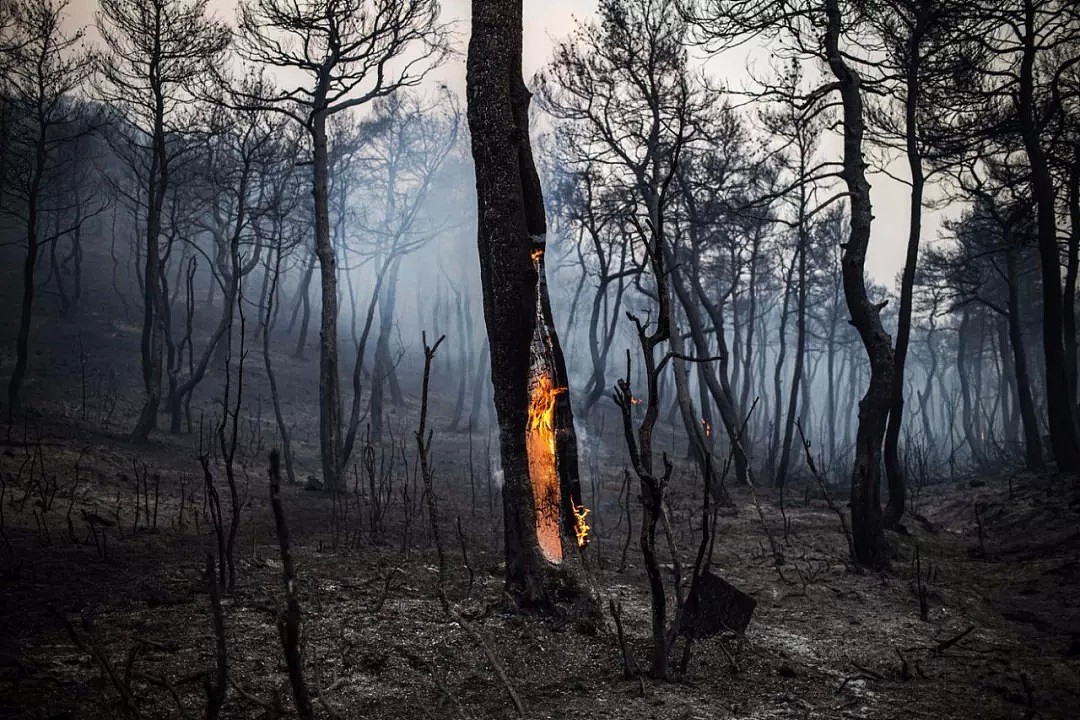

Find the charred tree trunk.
xmin=383 ymin=262 xmax=405 ymax=408
xmin=920 ymin=319 xmax=938 ymax=455
xmin=996 ymin=318 xmax=1018 ymax=446
xmin=265 ymin=243 xmax=297 ymax=485
xmin=468 ymin=342 xmax=491 ymax=431
xmin=312 ymin=107 xmax=343 ymax=492
xmin=740 ymin=226 xmax=762 ymax=416
xmin=467 ymin=0 xmax=597 ymax=619
xmin=1006 ymin=247 xmax=1043 ymax=470
xmin=777 ymin=215 xmax=809 ymax=489
xmin=671 ymin=263 xmax=749 ymax=490
xmin=825 ymin=306 xmax=840 ymax=462
xmin=698 ymin=361 xmax=714 ymax=452
xmin=825 ymin=0 xmax=891 ymax=569
xmin=1018 ymin=0 xmax=1080 ymax=471
xmin=448 ymin=290 xmax=470 ymax=432
xmin=1066 ymin=148 xmax=1080 ymax=411
xmin=341 ymin=253 xmax=392 ymax=465
xmin=0 ymin=99 xmax=9 ymax=217
xmin=130 ymin=95 xmax=169 ymax=443
xmin=290 ymin=249 xmax=316 ymax=358
xmin=371 ymin=258 xmax=404 ymax=444
xmin=957 ymin=311 xmax=984 ymax=467
xmin=768 ymin=261 xmax=796 ymax=478
xmin=7 ymin=115 xmax=47 ymax=419
xmin=169 ymin=192 xmax=252 ymax=436
xmin=883 ymin=15 xmax=927 ymax=527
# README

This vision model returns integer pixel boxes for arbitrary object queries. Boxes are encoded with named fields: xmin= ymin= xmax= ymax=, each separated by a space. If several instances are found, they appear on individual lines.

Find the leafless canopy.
xmin=233 ymin=0 xmax=451 ymax=127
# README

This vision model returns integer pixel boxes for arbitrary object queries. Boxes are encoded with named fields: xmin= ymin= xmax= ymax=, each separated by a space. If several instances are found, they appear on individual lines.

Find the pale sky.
xmin=66 ymin=0 xmax=923 ymax=286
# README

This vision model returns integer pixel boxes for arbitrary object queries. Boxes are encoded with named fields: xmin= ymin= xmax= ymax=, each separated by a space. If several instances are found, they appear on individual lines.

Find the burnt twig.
xmin=269 ymin=450 xmax=315 ymax=720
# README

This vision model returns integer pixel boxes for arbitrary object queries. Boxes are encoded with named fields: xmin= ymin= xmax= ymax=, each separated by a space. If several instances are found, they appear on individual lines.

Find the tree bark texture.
xmin=467 ymin=0 xmax=597 ymax=619
xmin=825 ymin=0 xmax=892 ymax=569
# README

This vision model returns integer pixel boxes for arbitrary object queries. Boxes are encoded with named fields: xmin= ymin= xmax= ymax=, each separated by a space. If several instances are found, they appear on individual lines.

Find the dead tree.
xmin=345 ymin=91 xmax=460 ymax=453
xmin=215 ymin=278 xmax=247 ymax=590
xmin=261 ymin=162 xmax=303 ymax=485
xmin=234 ymin=0 xmax=449 ymax=491
xmin=614 ymin=356 xmax=675 ymax=679
xmin=1011 ymin=1 xmax=1080 ymax=471
xmin=870 ymin=0 xmax=966 ymax=527
xmin=4 ymin=0 xmax=93 ymax=419
xmin=467 ymin=0 xmax=598 ymax=619
xmin=755 ymin=60 xmax=826 ymax=489
xmin=688 ymin=0 xmax=893 ymax=567
xmin=541 ymin=0 xmax=722 ymax=670
xmin=268 ymin=450 xmax=315 ymax=720
xmin=165 ymin=103 xmax=284 ymax=434
xmin=416 ymin=332 xmax=449 ymax=612
xmin=826 ymin=0 xmax=896 ymax=562
xmin=554 ymin=0 xmax=688 ymax=669
xmin=94 ymin=0 xmax=229 ymax=442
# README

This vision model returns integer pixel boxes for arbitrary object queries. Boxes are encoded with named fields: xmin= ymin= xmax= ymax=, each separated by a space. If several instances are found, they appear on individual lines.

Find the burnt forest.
xmin=1 ymin=0 xmax=1079 ymax=718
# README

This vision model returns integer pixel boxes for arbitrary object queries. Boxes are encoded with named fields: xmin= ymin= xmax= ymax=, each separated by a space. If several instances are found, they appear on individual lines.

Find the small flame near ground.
xmin=701 ymin=417 xmax=711 ymax=437
xmin=573 ymin=503 xmax=591 ymax=548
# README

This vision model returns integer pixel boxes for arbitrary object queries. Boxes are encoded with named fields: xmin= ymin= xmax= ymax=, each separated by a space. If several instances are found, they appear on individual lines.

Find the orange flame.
xmin=526 ymin=372 xmax=591 ymax=558
xmin=527 ymin=372 xmax=566 ymax=562
xmin=701 ymin=418 xmax=711 ymax=438
xmin=573 ymin=503 xmax=591 ymax=548
xmin=527 ymin=243 xmax=589 ymax=559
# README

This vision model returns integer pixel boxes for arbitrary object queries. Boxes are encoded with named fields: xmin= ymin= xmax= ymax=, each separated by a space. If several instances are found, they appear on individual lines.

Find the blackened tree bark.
xmin=777 ymin=217 xmax=808 ymax=488
xmin=95 ymin=0 xmax=229 ymax=443
xmin=264 ymin=226 xmax=298 ymax=485
xmin=289 ymin=247 xmax=316 ymax=358
xmin=825 ymin=0 xmax=892 ymax=568
xmin=467 ymin=343 xmax=491 ymax=431
xmin=956 ymin=309 xmax=985 ymax=467
xmin=5 ymin=0 xmax=90 ymax=418
xmin=880 ymin=0 xmax=935 ymax=527
xmin=370 ymin=256 xmax=400 ymax=443
xmin=1065 ymin=150 xmax=1080 ymax=407
xmin=235 ymin=0 xmax=448 ymax=490
xmin=467 ymin=0 xmax=597 ymax=618
xmin=310 ymin=105 xmax=344 ymax=493
xmin=1005 ymin=246 xmax=1043 ymax=469
xmin=1016 ymin=2 xmax=1080 ymax=471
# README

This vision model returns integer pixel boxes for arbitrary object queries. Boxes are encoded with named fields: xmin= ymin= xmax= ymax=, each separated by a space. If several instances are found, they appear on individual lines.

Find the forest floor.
xmin=1 ymin=253 xmax=1079 ymax=719
xmin=1 ymin=400 xmax=1078 ymax=720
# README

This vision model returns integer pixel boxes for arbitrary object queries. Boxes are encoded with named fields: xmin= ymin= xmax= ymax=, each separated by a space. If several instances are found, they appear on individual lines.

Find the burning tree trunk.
xmin=467 ymin=0 xmax=597 ymax=619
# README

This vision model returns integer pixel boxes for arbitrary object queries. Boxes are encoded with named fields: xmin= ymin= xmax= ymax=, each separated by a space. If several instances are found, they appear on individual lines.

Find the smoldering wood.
xmin=467 ymin=0 xmax=598 ymax=620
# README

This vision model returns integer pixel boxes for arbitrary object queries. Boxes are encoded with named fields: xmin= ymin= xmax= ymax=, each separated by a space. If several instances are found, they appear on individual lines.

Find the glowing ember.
xmin=527 ymin=372 xmax=566 ymax=562
xmin=701 ymin=418 xmax=711 ymax=437
xmin=531 ymin=248 xmax=544 ymax=262
xmin=573 ymin=503 xmax=591 ymax=548
xmin=630 ymin=396 xmax=642 ymax=405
